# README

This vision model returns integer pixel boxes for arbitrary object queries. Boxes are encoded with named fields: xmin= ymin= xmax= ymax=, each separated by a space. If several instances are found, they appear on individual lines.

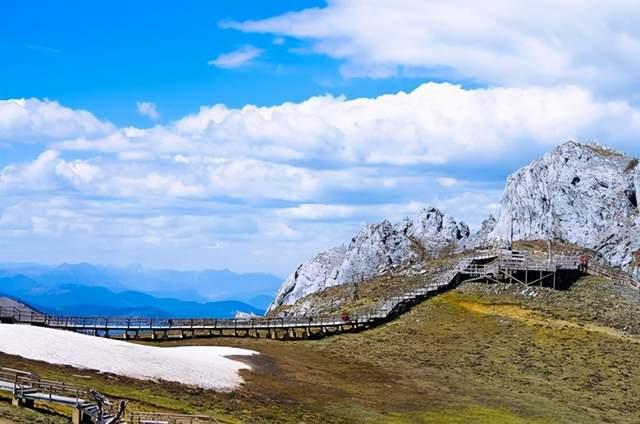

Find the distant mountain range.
xmin=0 ymin=263 xmax=282 ymax=318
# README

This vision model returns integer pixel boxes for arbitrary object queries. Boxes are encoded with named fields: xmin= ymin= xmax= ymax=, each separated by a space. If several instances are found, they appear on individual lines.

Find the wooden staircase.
xmin=587 ymin=256 xmax=640 ymax=289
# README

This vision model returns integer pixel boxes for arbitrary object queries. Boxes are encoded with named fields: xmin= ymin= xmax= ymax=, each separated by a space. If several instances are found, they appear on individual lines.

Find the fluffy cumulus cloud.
xmin=0 ymin=98 xmax=114 ymax=142
xmin=208 ymin=45 xmax=263 ymax=69
xmin=2 ymin=83 xmax=640 ymax=271
xmin=55 ymin=83 xmax=640 ymax=165
xmin=136 ymin=101 xmax=160 ymax=121
xmin=224 ymin=0 xmax=640 ymax=96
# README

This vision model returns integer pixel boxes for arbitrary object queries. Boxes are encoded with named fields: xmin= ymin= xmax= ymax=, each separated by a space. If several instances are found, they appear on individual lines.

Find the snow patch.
xmin=0 ymin=324 xmax=257 ymax=391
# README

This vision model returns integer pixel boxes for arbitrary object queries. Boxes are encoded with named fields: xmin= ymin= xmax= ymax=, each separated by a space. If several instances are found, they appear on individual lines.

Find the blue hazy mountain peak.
xmin=0 ymin=263 xmax=282 ymax=318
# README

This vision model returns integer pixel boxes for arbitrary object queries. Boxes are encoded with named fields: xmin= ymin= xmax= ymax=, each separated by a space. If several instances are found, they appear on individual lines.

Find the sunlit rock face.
xmin=269 ymin=141 xmax=640 ymax=314
xmin=267 ymin=208 xmax=470 ymax=313
xmin=267 ymin=245 xmax=346 ymax=314
xmin=490 ymin=141 xmax=640 ymax=276
xmin=468 ymin=215 xmax=497 ymax=249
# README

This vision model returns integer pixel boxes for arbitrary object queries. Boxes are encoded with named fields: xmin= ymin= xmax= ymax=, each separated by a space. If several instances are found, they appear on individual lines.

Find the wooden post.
xmin=72 ymin=408 xmax=82 ymax=424
xmin=12 ymin=397 xmax=34 ymax=408
xmin=72 ymin=407 xmax=93 ymax=424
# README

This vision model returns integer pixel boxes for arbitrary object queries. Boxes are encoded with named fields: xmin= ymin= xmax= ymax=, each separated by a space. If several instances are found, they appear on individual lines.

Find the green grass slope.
xmin=1 ymin=275 xmax=639 ymax=423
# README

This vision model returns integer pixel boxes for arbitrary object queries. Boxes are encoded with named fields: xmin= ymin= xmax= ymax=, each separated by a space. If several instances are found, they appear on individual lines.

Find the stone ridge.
xmin=490 ymin=141 xmax=640 ymax=276
xmin=269 ymin=141 xmax=640 ymax=314
xmin=267 ymin=208 xmax=470 ymax=312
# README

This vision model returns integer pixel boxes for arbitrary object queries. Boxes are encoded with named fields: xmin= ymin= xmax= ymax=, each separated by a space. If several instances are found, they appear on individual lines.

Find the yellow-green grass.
xmin=1 ymin=276 xmax=639 ymax=423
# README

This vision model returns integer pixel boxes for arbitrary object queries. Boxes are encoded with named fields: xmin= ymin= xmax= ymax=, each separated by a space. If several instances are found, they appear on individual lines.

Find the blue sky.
xmin=1 ymin=0 xmax=436 ymax=128
xmin=2 ymin=0 xmax=640 ymax=275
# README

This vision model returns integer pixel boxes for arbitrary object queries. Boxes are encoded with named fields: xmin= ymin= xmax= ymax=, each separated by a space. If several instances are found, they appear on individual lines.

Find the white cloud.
xmin=3 ymin=83 xmax=640 ymax=272
xmin=208 ymin=45 xmax=263 ymax=69
xmin=59 ymin=83 xmax=638 ymax=166
xmin=437 ymin=177 xmax=459 ymax=188
xmin=0 ymin=99 xmax=113 ymax=142
xmin=0 ymin=150 xmax=104 ymax=193
xmin=275 ymin=204 xmax=360 ymax=220
xmin=224 ymin=0 xmax=640 ymax=96
xmin=136 ymin=101 xmax=159 ymax=121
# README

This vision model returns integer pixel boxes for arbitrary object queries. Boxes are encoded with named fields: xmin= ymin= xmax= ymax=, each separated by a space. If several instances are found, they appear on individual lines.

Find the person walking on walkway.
xmin=578 ymin=254 xmax=589 ymax=273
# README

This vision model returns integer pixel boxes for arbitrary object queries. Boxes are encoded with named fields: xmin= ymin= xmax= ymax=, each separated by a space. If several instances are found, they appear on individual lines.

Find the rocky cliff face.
xmin=268 ymin=245 xmax=346 ymax=313
xmin=267 ymin=208 xmax=470 ymax=312
xmin=468 ymin=215 xmax=497 ymax=248
xmin=490 ymin=141 xmax=640 ymax=276
xmin=269 ymin=141 xmax=640 ymax=314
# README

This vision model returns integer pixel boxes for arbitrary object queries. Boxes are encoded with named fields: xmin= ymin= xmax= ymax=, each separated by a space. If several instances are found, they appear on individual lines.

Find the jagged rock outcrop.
xmin=269 ymin=141 xmax=640 ymax=314
xmin=269 ymin=245 xmax=346 ymax=312
xmin=468 ymin=215 xmax=497 ymax=248
xmin=267 ymin=208 xmax=469 ymax=313
xmin=490 ymin=141 xmax=640 ymax=276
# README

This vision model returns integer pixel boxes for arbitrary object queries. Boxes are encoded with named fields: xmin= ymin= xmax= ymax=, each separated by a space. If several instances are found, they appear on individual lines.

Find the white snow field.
xmin=0 ymin=323 xmax=257 ymax=390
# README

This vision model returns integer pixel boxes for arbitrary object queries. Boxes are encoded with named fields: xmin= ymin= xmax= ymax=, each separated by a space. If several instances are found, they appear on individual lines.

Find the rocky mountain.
xmin=269 ymin=141 xmax=640 ymax=314
xmin=468 ymin=215 xmax=497 ymax=248
xmin=490 ymin=141 xmax=640 ymax=277
xmin=268 ymin=208 xmax=470 ymax=312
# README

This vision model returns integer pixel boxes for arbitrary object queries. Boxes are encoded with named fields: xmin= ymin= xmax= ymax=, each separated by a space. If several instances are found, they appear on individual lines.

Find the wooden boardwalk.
xmin=0 ymin=366 xmax=221 ymax=424
xmin=0 ymin=249 xmax=630 ymax=342
xmin=0 ymin=249 xmax=636 ymax=421
xmin=0 ymin=367 xmax=121 ymax=423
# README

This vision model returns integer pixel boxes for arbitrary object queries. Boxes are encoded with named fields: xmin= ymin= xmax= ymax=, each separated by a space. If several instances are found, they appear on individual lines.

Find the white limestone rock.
xmin=268 ymin=208 xmax=469 ymax=313
xmin=490 ymin=141 xmax=640 ymax=276
xmin=396 ymin=208 xmax=471 ymax=254
xmin=269 ymin=141 xmax=640 ymax=314
xmin=335 ymin=220 xmax=416 ymax=285
xmin=267 ymin=245 xmax=346 ymax=313
xmin=635 ymin=164 xmax=640 ymax=209
xmin=468 ymin=215 xmax=497 ymax=249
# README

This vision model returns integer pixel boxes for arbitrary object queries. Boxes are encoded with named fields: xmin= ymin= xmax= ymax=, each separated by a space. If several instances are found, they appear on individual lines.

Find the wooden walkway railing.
xmin=588 ymin=257 xmax=640 ymax=289
xmin=0 ymin=275 xmax=458 ymax=341
xmin=129 ymin=412 xmax=222 ymax=424
xmin=0 ymin=366 xmax=222 ymax=424
xmin=0 ymin=367 xmax=85 ymax=405
xmin=0 ymin=249 xmax=636 ymax=342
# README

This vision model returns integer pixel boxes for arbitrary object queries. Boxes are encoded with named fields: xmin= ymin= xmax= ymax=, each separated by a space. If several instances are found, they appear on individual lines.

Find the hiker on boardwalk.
xmin=578 ymin=254 xmax=589 ymax=273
